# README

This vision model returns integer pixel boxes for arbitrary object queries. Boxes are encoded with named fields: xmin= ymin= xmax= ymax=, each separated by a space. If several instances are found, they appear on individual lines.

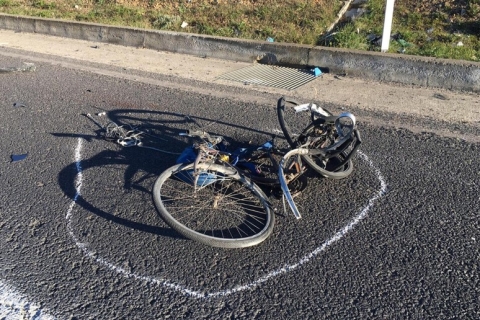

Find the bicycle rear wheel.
xmin=298 ymin=122 xmax=354 ymax=179
xmin=152 ymin=162 xmax=274 ymax=248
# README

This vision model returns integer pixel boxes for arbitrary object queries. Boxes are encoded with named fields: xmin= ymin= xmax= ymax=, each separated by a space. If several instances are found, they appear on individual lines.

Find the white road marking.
xmin=67 ymin=138 xmax=387 ymax=298
xmin=0 ymin=280 xmax=54 ymax=320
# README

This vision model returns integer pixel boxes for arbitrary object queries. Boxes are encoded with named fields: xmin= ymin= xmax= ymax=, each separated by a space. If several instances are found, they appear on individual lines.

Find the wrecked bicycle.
xmin=152 ymin=97 xmax=361 ymax=248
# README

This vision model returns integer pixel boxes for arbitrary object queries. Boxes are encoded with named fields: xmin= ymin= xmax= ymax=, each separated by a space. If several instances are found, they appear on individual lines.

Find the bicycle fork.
xmin=278 ymin=148 xmax=309 ymax=219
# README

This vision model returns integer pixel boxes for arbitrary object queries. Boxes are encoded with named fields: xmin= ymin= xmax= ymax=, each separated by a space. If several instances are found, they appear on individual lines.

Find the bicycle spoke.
xmin=219 ymin=206 xmax=267 ymax=227
xmin=153 ymin=162 xmax=273 ymax=246
xmin=219 ymin=207 xmax=266 ymax=231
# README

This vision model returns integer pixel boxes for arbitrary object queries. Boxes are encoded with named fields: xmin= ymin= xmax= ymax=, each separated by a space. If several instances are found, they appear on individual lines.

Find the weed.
xmin=152 ymin=14 xmax=180 ymax=30
xmin=32 ymin=0 xmax=56 ymax=10
xmin=0 ymin=0 xmax=13 ymax=6
xmin=331 ymin=23 xmax=369 ymax=51
xmin=1 ymin=0 xmax=479 ymax=61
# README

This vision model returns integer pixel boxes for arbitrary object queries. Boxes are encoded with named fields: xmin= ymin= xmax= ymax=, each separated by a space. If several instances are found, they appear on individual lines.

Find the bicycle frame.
xmin=177 ymin=98 xmax=361 ymax=221
xmin=152 ymin=98 xmax=363 ymax=248
xmin=278 ymin=148 xmax=309 ymax=219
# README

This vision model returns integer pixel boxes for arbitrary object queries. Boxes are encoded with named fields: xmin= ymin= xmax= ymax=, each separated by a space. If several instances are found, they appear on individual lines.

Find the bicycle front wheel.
xmin=152 ymin=162 xmax=274 ymax=248
xmin=277 ymin=97 xmax=353 ymax=179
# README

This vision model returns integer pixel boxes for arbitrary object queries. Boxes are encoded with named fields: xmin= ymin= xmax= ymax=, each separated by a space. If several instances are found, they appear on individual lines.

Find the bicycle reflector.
xmin=335 ymin=113 xmax=356 ymax=137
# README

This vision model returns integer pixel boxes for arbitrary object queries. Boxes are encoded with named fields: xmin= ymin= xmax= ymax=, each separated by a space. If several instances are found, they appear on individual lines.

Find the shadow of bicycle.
xmin=56 ymin=108 xmax=284 ymax=240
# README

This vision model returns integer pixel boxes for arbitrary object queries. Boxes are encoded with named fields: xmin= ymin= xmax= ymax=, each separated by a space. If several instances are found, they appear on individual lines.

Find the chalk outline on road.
xmin=0 ymin=280 xmax=54 ymax=320
xmin=66 ymin=138 xmax=387 ymax=298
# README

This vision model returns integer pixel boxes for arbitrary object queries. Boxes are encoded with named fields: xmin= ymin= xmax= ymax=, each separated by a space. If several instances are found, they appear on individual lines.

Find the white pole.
xmin=381 ymin=0 xmax=396 ymax=52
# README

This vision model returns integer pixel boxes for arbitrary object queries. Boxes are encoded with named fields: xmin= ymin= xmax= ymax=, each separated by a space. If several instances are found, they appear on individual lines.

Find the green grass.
xmin=330 ymin=0 xmax=480 ymax=62
xmin=1 ymin=0 xmax=479 ymax=62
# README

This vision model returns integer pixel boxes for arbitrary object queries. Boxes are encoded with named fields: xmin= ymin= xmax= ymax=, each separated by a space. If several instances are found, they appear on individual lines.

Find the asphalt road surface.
xmin=0 ymin=47 xmax=479 ymax=319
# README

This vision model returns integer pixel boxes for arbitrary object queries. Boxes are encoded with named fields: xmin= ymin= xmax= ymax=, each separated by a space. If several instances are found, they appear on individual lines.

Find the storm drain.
xmin=217 ymin=64 xmax=319 ymax=90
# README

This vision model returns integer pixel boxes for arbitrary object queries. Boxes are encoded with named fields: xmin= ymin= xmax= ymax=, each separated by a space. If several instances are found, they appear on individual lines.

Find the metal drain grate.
xmin=217 ymin=64 xmax=318 ymax=90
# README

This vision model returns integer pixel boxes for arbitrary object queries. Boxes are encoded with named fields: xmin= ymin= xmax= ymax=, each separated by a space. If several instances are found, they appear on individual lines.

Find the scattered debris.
xmin=181 ymin=21 xmax=188 ymax=28
xmin=13 ymin=102 xmax=27 ymax=107
xmin=433 ymin=93 xmax=449 ymax=100
xmin=344 ymin=8 xmax=366 ymax=20
xmin=397 ymin=39 xmax=410 ymax=47
xmin=395 ymin=37 xmax=412 ymax=53
xmin=367 ymin=33 xmax=382 ymax=46
xmin=0 ymin=62 xmax=36 ymax=74
xmin=90 ymin=45 xmax=99 ymax=49
xmin=105 ymin=122 xmax=143 ymax=147
xmin=311 ymin=67 xmax=322 ymax=77
xmin=96 ymin=112 xmax=106 ymax=116
xmin=83 ymin=113 xmax=180 ymax=154
xmin=233 ymin=26 xmax=241 ymax=37
xmin=11 ymin=154 xmax=28 ymax=162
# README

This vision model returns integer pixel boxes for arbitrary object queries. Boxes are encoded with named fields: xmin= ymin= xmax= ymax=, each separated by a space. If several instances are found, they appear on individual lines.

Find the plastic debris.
xmin=13 ymin=102 xmax=27 ymax=107
xmin=345 ymin=8 xmax=366 ymax=20
xmin=11 ymin=154 xmax=28 ymax=162
xmin=266 ymin=37 xmax=274 ymax=42
xmin=397 ymin=38 xmax=412 ymax=53
xmin=96 ymin=112 xmax=106 ymax=116
xmin=457 ymin=41 xmax=464 ymax=47
xmin=181 ymin=21 xmax=188 ymax=28
xmin=312 ymin=67 xmax=322 ymax=77
xmin=367 ymin=34 xmax=382 ymax=46
xmin=233 ymin=26 xmax=241 ymax=36
xmin=397 ymin=39 xmax=411 ymax=47
xmin=0 ymin=62 xmax=36 ymax=73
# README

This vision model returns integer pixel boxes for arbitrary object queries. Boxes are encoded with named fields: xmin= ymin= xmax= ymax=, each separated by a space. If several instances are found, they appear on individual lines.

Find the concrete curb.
xmin=1 ymin=13 xmax=479 ymax=92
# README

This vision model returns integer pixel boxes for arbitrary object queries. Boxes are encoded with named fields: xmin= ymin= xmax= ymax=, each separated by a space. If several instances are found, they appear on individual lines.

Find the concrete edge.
xmin=1 ymin=13 xmax=479 ymax=92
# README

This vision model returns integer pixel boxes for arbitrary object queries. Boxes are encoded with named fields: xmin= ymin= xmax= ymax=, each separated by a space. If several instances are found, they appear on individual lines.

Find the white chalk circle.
xmin=66 ymin=138 xmax=387 ymax=298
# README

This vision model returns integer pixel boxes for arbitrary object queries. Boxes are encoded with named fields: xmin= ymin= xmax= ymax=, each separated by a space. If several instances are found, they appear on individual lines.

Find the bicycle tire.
xmin=276 ymin=97 xmax=354 ymax=179
xmin=152 ymin=162 xmax=274 ymax=248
